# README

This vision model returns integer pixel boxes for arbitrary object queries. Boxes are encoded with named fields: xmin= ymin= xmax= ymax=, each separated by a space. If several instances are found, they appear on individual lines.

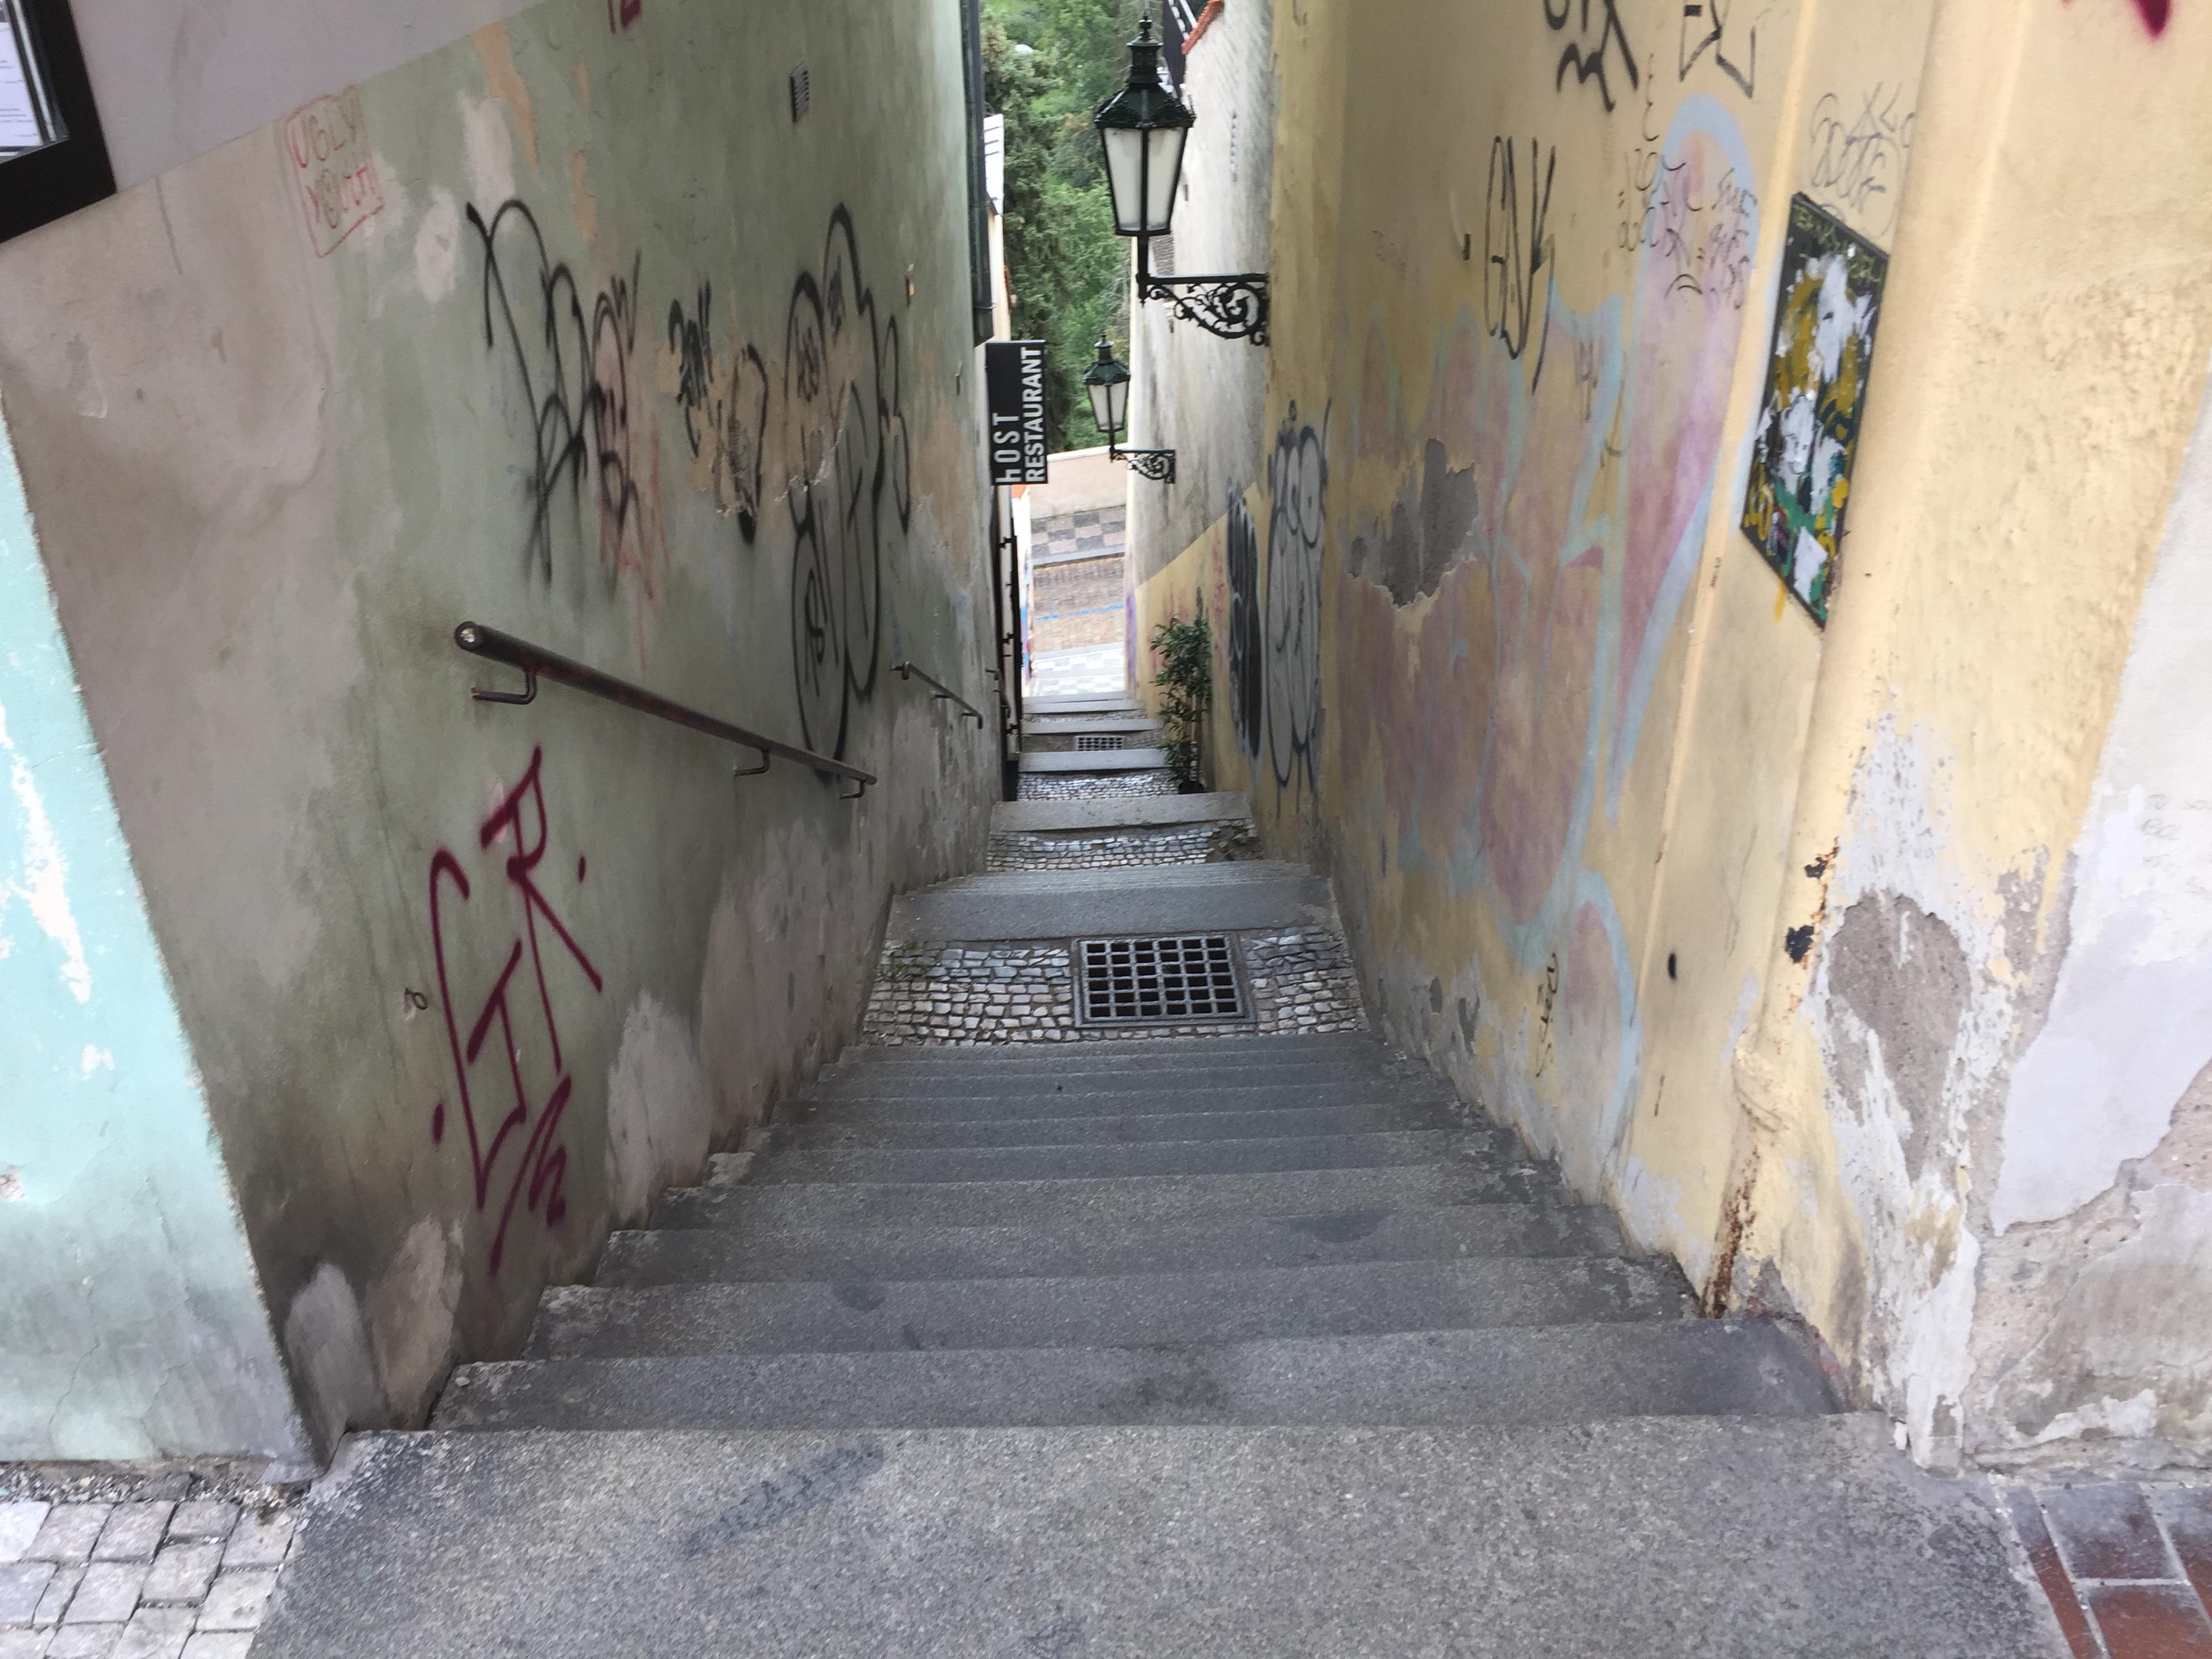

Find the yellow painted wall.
xmin=1135 ymin=0 xmax=2212 ymax=1469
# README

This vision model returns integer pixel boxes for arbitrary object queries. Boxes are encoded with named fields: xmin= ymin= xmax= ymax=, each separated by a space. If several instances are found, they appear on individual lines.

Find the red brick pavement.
xmin=2007 ymin=1484 xmax=2212 ymax=1658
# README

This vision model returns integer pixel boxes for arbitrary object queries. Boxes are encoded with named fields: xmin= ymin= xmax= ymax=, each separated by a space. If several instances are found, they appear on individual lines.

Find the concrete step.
xmin=1017 ymin=748 xmax=1172 ymax=773
xmin=820 ymin=1036 xmax=1395 ymax=1071
xmin=767 ymin=1101 xmax=1496 ymax=1151
xmin=832 ymin=1029 xmax=1393 ymax=1065
xmin=920 ymin=861 xmax=1316 ymax=896
xmin=888 ymin=861 xmax=1332 ymax=941
xmin=259 ymin=1418 xmax=2053 ymax=1658
xmin=800 ymin=1065 xmax=1433 ymax=1103
xmin=526 ymin=1256 xmax=1695 ymax=1359
xmin=1021 ymin=714 xmax=1158 ymax=734
xmin=1020 ymin=726 xmax=1166 ymax=755
xmin=990 ymin=792 xmax=1250 ymax=833
xmin=738 ymin=1130 xmax=1477 ymax=1187
xmin=434 ymin=1320 xmax=1837 ymax=1431
xmin=1021 ymin=708 xmax=1159 ymax=725
xmin=594 ymin=1203 xmax=1629 ymax=1286
xmin=654 ymin=1162 xmax=1550 ymax=1231
xmin=1023 ymin=694 xmax=1143 ymax=715
xmin=783 ymin=1081 xmax=1460 ymax=1121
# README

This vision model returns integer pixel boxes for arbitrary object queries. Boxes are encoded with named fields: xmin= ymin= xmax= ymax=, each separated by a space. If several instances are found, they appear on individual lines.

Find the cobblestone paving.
xmin=863 ymin=927 xmax=1367 ymax=1045
xmin=1242 ymin=928 xmax=1367 ymax=1033
xmin=1017 ymin=770 xmax=1179 ymax=800
xmin=0 ymin=1490 xmax=305 ymax=1658
xmin=985 ymin=823 xmax=1254 ymax=872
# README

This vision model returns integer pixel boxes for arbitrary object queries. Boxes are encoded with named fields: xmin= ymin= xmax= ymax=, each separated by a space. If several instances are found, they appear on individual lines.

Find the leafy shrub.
xmin=1151 ymin=611 xmax=1211 ymax=792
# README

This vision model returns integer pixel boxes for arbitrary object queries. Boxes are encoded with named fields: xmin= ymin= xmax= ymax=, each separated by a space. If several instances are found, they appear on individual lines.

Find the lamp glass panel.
xmin=1143 ymin=125 xmax=1186 ymax=234
xmin=1101 ymin=126 xmax=1147 ymax=235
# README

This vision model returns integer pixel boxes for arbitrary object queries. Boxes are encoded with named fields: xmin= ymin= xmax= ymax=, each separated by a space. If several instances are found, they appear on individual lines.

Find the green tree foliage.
xmin=983 ymin=0 xmax=1146 ymax=449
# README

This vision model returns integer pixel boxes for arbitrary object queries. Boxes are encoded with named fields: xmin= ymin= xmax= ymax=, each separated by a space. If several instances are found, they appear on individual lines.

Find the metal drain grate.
xmin=1074 ymin=935 xmax=1249 ymax=1026
xmin=1075 ymin=733 xmax=1126 ymax=752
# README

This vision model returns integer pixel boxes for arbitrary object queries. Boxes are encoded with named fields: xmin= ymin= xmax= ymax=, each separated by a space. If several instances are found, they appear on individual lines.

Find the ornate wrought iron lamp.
xmin=1093 ymin=10 xmax=1269 ymax=346
xmin=1083 ymin=337 xmax=1176 ymax=483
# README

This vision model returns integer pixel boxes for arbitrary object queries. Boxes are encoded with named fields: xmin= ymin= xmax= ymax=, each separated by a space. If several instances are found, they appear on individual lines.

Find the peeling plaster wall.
xmin=0 ymin=0 xmax=994 ymax=1457
xmin=0 ymin=401 xmax=305 ymax=1461
xmin=1965 ymin=356 xmax=2212 ymax=1469
xmin=1135 ymin=0 xmax=2212 ymax=1469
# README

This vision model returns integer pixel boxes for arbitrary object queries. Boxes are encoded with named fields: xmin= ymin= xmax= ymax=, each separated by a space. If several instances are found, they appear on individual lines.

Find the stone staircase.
xmin=252 ymin=691 xmax=2060 ymax=1656
xmin=1017 ymin=693 xmax=1178 ymax=800
xmin=997 ymin=693 xmax=1256 ymax=869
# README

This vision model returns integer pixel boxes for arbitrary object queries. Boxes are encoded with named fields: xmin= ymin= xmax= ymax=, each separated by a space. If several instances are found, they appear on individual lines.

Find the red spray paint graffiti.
xmin=609 ymin=0 xmax=642 ymax=29
xmin=428 ymin=747 xmax=603 ymax=1273
xmin=281 ymin=89 xmax=384 ymax=257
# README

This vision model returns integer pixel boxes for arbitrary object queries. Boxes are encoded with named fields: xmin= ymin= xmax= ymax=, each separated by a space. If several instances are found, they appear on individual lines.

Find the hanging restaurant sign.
xmin=984 ymin=339 xmax=1050 ymax=486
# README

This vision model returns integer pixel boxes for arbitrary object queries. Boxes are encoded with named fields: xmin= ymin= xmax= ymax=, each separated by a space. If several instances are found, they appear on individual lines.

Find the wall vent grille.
xmin=1074 ymin=935 xmax=1248 ymax=1027
xmin=790 ymin=66 xmax=811 ymax=122
xmin=1075 ymin=733 xmax=1126 ymax=752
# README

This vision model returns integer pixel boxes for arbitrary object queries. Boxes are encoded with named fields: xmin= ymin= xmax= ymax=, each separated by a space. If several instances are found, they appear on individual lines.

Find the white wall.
xmin=1026 ymin=447 xmax=1126 ymax=516
xmin=74 ymin=0 xmax=540 ymax=188
xmin=1128 ymin=0 xmax=1273 ymax=583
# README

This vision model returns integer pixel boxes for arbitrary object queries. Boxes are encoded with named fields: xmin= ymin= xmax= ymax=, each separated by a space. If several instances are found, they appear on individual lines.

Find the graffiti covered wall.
xmin=0 ymin=0 xmax=994 ymax=1455
xmin=1137 ymin=0 xmax=2212 ymax=1469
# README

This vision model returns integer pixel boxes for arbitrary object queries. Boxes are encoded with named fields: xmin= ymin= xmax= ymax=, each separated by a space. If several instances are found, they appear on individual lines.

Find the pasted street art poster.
xmin=1740 ymin=195 xmax=1888 ymax=625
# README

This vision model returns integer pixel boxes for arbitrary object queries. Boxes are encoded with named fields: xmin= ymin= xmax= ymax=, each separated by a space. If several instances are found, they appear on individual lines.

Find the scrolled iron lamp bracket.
xmin=1111 ymin=441 xmax=1177 ymax=483
xmin=1136 ymin=269 xmax=1270 ymax=347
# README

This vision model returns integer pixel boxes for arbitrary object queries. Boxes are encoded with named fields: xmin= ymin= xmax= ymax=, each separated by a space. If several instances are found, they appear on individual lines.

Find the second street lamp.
xmin=1092 ymin=9 xmax=1269 ymax=346
xmin=1083 ymin=337 xmax=1176 ymax=484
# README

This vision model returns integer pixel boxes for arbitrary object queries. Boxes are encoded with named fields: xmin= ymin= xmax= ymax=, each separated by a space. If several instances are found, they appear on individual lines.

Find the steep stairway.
xmin=998 ymin=692 xmax=1258 ymax=869
xmin=1017 ymin=691 xmax=1177 ymax=799
xmin=254 ymin=719 xmax=2060 ymax=1656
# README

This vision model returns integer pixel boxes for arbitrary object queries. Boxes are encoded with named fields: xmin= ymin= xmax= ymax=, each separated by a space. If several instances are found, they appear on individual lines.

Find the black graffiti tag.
xmin=467 ymin=199 xmax=653 ymax=600
xmin=1679 ymin=0 xmax=1756 ymax=98
xmin=1808 ymin=85 xmax=1916 ymax=235
xmin=1484 ymin=137 xmax=1557 ymax=392
xmin=1225 ymin=492 xmax=1262 ymax=759
xmin=1546 ymin=0 xmax=1639 ymax=113
xmin=783 ymin=207 xmax=912 ymax=762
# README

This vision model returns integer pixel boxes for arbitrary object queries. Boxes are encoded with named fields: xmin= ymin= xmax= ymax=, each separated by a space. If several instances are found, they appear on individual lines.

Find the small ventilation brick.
xmin=1074 ymin=935 xmax=1249 ymax=1027
xmin=790 ymin=66 xmax=811 ymax=123
xmin=1075 ymin=733 xmax=1126 ymax=752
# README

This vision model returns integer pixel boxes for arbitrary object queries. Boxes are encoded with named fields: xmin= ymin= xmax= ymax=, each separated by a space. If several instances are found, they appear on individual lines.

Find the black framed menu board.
xmin=1 ymin=0 xmax=113 ymax=243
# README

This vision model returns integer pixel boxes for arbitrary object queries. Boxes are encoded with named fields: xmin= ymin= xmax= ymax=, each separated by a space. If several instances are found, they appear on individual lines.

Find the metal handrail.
xmin=454 ymin=621 xmax=875 ymax=798
xmin=892 ymin=660 xmax=985 ymax=726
